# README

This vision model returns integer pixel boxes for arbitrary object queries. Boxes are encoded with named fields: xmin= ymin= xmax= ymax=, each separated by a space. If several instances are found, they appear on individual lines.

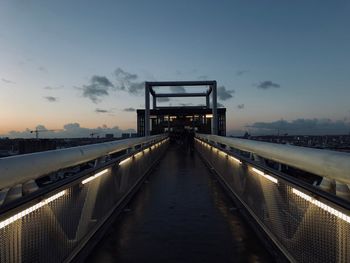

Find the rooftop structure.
xmin=138 ymin=80 xmax=226 ymax=136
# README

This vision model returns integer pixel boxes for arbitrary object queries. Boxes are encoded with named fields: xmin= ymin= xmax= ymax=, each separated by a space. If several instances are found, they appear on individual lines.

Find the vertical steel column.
xmin=206 ymin=92 xmax=210 ymax=108
xmin=212 ymin=82 xmax=218 ymax=135
xmin=137 ymin=112 xmax=140 ymax=136
xmin=153 ymin=95 xmax=157 ymax=109
xmin=145 ymin=82 xmax=150 ymax=136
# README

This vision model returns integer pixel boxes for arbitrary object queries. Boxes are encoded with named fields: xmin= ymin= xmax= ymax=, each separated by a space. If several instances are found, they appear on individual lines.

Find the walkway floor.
xmin=87 ymin=144 xmax=273 ymax=263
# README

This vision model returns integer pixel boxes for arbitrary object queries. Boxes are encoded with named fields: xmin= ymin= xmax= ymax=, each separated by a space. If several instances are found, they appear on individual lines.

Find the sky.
xmin=1 ymin=0 xmax=350 ymax=137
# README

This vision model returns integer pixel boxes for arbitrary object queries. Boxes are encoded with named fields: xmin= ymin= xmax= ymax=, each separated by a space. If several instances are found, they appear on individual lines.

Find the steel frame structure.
xmin=144 ymin=81 xmax=218 ymax=136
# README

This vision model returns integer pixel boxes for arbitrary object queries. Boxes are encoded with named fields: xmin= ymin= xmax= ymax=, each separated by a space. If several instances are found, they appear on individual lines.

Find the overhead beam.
xmin=146 ymin=80 xmax=216 ymax=87
xmin=156 ymin=93 xmax=207 ymax=98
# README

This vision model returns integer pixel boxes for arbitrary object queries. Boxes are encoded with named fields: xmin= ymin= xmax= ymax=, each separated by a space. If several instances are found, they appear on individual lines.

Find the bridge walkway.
xmin=87 ymin=144 xmax=273 ymax=262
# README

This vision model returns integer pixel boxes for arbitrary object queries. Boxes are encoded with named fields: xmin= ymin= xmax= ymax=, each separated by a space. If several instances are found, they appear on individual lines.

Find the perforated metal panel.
xmin=196 ymin=139 xmax=350 ymax=262
xmin=0 ymin=139 xmax=169 ymax=263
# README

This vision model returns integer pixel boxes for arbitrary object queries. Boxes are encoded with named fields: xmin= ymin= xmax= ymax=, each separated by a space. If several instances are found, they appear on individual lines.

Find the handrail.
xmin=196 ymin=134 xmax=350 ymax=184
xmin=0 ymin=134 xmax=167 ymax=189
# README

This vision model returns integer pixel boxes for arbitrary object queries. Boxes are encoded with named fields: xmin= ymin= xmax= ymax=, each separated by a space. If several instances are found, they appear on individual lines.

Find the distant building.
xmin=105 ymin=134 xmax=114 ymax=139
xmin=18 ymin=139 xmax=57 ymax=154
xmin=122 ymin=133 xmax=131 ymax=139
xmin=137 ymin=107 xmax=226 ymax=136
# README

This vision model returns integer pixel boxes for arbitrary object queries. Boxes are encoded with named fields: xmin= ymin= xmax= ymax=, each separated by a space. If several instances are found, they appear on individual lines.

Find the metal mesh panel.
xmin=0 ymin=139 xmax=169 ymax=263
xmin=196 ymin=140 xmax=350 ymax=263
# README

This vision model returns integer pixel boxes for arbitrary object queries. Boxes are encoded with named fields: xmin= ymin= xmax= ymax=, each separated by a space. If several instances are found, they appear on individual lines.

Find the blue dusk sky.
xmin=0 ymin=0 xmax=350 ymax=137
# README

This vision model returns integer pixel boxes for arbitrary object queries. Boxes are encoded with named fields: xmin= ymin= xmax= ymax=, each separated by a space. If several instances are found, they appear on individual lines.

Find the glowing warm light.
xmin=134 ymin=151 xmax=143 ymax=157
xmin=119 ymin=157 xmax=132 ymax=166
xmin=0 ymin=190 xmax=66 ymax=229
xmin=217 ymin=149 xmax=227 ymax=157
xmin=229 ymin=155 xmax=242 ymax=164
xmin=292 ymin=188 xmax=350 ymax=223
xmin=206 ymin=114 xmax=213 ymax=118
xmin=252 ymin=168 xmax=278 ymax=184
xmin=82 ymin=168 xmax=109 ymax=184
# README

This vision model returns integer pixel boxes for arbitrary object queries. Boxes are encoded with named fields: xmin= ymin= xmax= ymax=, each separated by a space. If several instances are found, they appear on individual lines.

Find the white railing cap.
xmin=0 ymin=135 xmax=167 ymax=189
xmin=196 ymin=134 xmax=350 ymax=184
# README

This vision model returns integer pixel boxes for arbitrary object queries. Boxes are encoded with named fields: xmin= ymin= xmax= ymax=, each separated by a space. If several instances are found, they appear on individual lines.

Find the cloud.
xmin=44 ymin=85 xmax=63 ymax=90
xmin=35 ymin=125 xmax=48 ymax=131
xmin=256 ymin=80 xmax=281 ymax=89
xmin=217 ymin=102 xmax=225 ymax=108
xmin=217 ymin=86 xmax=234 ymax=101
xmin=237 ymin=104 xmax=245 ymax=109
xmin=246 ymin=118 xmax=350 ymax=135
xmin=236 ymin=70 xmax=247 ymax=76
xmin=123 ymin=107 xmax=136 ymax=112
xmin=95 ymin=108 xmax=109 ymax=113
xmin=128 ymin=82 xmax=144 ymax=94
xmin=44 ymin=96 xmax=58 ymax=102
xmin=114 ymin=68 xmax=144 ymax=95
xmin=82 ymin=75 xmax=114 ymax=103
xmin=2 ymin=78 xmax=15 ymax=84
xmin=170 ymin=86 xmax=186 ymax=93
xmin=2 ymin=123 xmax=135 ymax=138
xmin=38 ymin=66 xmax=48 ymax=73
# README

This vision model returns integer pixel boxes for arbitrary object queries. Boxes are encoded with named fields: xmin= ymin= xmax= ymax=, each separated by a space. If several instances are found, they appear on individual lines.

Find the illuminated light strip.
xmin=217 ymin=149 xmax=227 ymax=157
xmin=82 ymin=168 xmax=109 ymax=184
xmin=212 ymin=145 xmax=242 ymax=164
xmin=119 ymin=157 xmax=132 ymax=166
xmin=134 ymin=151 xmax=143 ymax=158
xmin=0 ymin=190 xmax=66 ymax=229
xmin=292 ymin=188 xmax=350 ymax=223
xmin=229 ymin=155 xmax=242 ymax=164
xmin=252 ymin=168 xmax=278 ymax=184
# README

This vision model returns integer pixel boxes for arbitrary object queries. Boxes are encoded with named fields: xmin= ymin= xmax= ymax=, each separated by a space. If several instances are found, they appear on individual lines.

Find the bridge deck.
xmin=87 ymin=144 xmax=273 ymax=262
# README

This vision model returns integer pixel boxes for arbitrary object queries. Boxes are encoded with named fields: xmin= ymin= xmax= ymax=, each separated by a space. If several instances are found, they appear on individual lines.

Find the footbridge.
xmin=1 ymin=80 xmax=350 ymax=262
xmin=1 ymin=133 xmax=350 ymax=262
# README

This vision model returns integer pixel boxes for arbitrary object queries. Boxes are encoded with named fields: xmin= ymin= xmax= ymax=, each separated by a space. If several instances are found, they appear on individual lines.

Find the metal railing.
xmin=0 ymin=135 xmax=166 ymax=190
xmin=196 ymin=134 xmax=350 ymax=184
xmin=195 ymin=135 xmax=350 ymax=262
xmin=0 ymin=136 xmax=169 ymax=262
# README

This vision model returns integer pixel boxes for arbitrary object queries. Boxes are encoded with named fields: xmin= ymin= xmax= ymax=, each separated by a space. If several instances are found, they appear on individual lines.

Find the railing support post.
xmin=211 ymin=82 xmax=218 ymax=135
xmin=145 ymin=82 xmax=151 ymax=136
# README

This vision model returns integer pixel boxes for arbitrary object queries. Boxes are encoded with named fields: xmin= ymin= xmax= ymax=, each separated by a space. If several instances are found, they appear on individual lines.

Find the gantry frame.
xmin=144 ymin=80 xmax=218 ymax=136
